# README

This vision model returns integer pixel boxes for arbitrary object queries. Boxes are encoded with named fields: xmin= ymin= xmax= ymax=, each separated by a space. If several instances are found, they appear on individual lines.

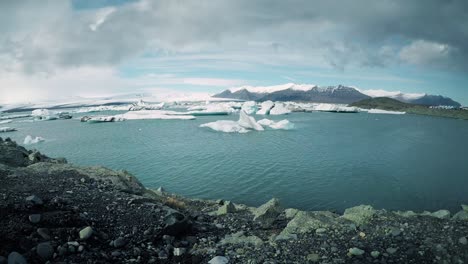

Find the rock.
xmin=386 ymin=247 xmax=398 ymax=254
xmin=348 ymin=247 xmax=365 ymax=256
xmin=431 ymin=210 xmax=451 ymax=219
xmin=371 ymin=251 xmax=380 ymax=258
xmin=452 ymin=210 xmax=468 ymax=220
xmin=315 ymin=228 xmax=327 ymax=234
xmin=217 ymin=201 xmax=236 ymax=215
xmin=390 ymin=227 xmax=402 ymax=236
xmin=274 ymin=233 xmax=298 ymax=241
xmin=156 ymin=186 xmax=165 ymax=194
xmin=111 ymin=251 xmax=121 ymax=257
xmin=342 ymin=205 xmax=376 ymax=226
xmin=79 ymin=226 xmax=93 ymax=240
xmin=173 ymin=248 xmax=186 ymax=256
xmin=28 ymin=214 xmax=41 ymax=224
xmin=37 ymin=228 xmax=51 ymax=240
xmin=307 ymin=253 xmax=320 ymax=262
xmin=462 ymin=204 xmax=468 ymax=212
xmin=0 ymin=256 xmax=6 ymax=264
xmin=280 ymin=211 xmax=341 ymax=235
xmin=284 ymin=208 xmax=299 ymax=219
xmin=220 ymin=231 xmax=264 ymax=247
xmin=208 ymin=256 xmax=229 ymax=264
xmin=7 ymin=252 xmax=26 ymax=264
xmin=253 ymin=198 xmax=282 ymax=227
xmin=459 ymin=237 xmax=467 ymax=245
xmin=25 ymin=195 xmax=43 ymax=205
xmin=36 ymin=242 xmax=54 ymax=260
xmin=162 ymin=211 xmax=191 ymax=236
xmin=394 ymin=210 xmax=417 ymax=217
xmin=113 ymin=237 xmax=127 ymax=248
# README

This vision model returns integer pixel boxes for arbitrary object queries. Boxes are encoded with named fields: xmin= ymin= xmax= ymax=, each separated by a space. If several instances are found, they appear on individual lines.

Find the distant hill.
xmin=214 ymin=84 xmax=371 ymax=104
xmin=214 ymin=83 xmax=461 ymax=106
xmin=352 ymin=97 xmax=468 ymax=120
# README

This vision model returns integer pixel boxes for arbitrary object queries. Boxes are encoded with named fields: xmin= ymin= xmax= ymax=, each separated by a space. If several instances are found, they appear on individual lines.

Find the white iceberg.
xmin=0 ymin=120 xmax=12 ymax=124
xmin=256 ymin=101 xmax=275 ymax=115
xmin=0 ymin=127 xmax=17 ymax=133
xmin=31 ymin=109 xmax=58 ymax=120
xmin=85 ymin=116 xmax=125 ymax=123
xmin=269 ymin=103 xmax=291 ymax=115
xmin=313 ymin=103 xmax=359 ymax=113
xmin=368 ymin=109 xmax=406 ymax=115
xmin=200 ymin=110 xmax=264 ymax=133
xmin=241 ymin=101 xmax=258 ymax=115
xmin=200 ymin=120 xmax=249 ymax=133
xmin=75 ymin=105 xmax=131 ymax=113
xmin=114 ymin=110 xmax=196 ymax=120
xmin=187 ymin=103 xmax=235 ymax=116
xmin=129 ymin=100 xmax=165 ymax=111
xmin=24 ymin=135 xmax=45 ymax=145
xmin=238 ymin=110 xmax=264 ymax=131
xmin=257 ymin=119 xmax=295 ymax=130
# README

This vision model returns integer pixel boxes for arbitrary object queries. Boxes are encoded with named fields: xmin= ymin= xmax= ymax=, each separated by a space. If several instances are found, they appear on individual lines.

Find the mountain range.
xmin=213 ymin=83 xmax=461 ymax=107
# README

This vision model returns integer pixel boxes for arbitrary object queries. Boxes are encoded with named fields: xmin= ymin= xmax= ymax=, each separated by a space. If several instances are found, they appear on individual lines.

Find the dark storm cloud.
xmin=1 ymin=0 xmax=467 ymax=72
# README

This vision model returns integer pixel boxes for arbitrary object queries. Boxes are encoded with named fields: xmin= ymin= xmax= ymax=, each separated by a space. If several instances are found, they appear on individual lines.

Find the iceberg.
xmin=113 ymin=110 xmax=196 ymax=120
xmin=241 ymin=101 xmax=258 ymax=115
xmin=256 ymin=101 xmax=275 ymax=115
xmin=258 ymin=119 xmax=295 ymax=130
xmin=24 ymin=135 xmax=45 ymax=145
xmin=200 ymin=110 xmax=264 ymax=133
xmin=129 ymin=100 xmax=165 ymax=111
xmin=368 ymin=109 xmax=406 ymax=115
xmin=31 ymin=109 xmax=58 ymax=121
xmin=84 ymin=116 xmax=125 ymax=123
xmin=0 ymin=127 xmax=17 ymax=133
xmin=75 ymin=105 xmax=131 ymax=113
xmin=314 ymin=103 xmax=359 ymax=113
xmin=0 ymin=120 xmax=12 ymax=124
xmin=269 ymin=103 xmax=291 ymax=115
xmin=200 ymin=121 xmax=249 ymax=133
xmin=238 ymin=111 xmax=264 ymax=131
xmin=187 ymin=104 xmax=235 ymax=116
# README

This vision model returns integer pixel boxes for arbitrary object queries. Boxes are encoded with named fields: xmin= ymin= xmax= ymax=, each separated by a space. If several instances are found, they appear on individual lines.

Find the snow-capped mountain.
xmin=214 ymin=83 xmax=461 ymax=106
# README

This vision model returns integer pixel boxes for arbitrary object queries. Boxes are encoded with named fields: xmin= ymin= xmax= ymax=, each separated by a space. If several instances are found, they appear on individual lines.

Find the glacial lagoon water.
xmin=4 ymin=111 xmax=468 ymax=213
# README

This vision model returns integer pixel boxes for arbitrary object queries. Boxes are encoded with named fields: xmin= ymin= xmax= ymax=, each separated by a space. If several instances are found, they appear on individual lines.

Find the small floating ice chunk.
xmin=269 ymin=103 xmax=291 ymax=115
xmin=0 ymin=127 xmax=17 ymax=133
xmin=241 ymin=101 xmax=258 ymax=115
xmin=200 ymin=120 xmax=249 ymax=133
xmin=258 ymin=119 xmax=295 ymax=130
xmin=238 ymin=110 xmax=264 ymax=131
xmin=24 ymin=135 xmax=45 ymax=145
xmin=256 ymin=101 xmax=275 ymax=115
xmin=368 ymin=109 xmax=406 ymax=115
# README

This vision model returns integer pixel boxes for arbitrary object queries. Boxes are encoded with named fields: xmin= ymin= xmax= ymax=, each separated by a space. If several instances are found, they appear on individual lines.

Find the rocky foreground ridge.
xmin=1 ymin=138 xmax=468 ymax=264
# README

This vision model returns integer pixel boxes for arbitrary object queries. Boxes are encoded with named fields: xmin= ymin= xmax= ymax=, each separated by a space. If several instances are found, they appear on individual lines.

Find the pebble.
xmin=371 ymin=251 xmax=380 ymax=258
xmin=37 ymin=228 xmax=51 ymax=240
xmin=36 ymin=242 xmax=54 ymax=260
xmin=459 ymin=237 xmax=467 ymax=245
xmin=158 ymin=250 xmax=168 ymax=259
xmin=111 ymin=251 xmax=121 ymax=257
xmin=113 ymin=237 xmax=127 ymax=248
xmin=307 ymin=253 xmax=320 ymax=262
xmin=208 ymin=256 xmax=229 ymax=264
xmin=7 ymin=252 xmax=27 ymax=264
xmin=348 ymin=247 xmax=365 ymax=256
xmin=29 ymin=214 xmax=41 ymax=224
xmin=386 ymin=247 xmax=398 ymax=254
xmin=390 ymin=227 xmax=402 ymax=236
xmin=79 ymin=226 xmax=93 ymax=240
xmin=173 ymin=247 xmax=186 ymax=256
xmin=25 ymin=195 xmax=43 ymax=205
xmin=78 ymin=245 xmax=84 ymax=252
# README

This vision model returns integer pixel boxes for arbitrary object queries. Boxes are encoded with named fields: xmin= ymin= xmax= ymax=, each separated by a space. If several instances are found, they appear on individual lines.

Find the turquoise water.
xmin=4 ymin=111 xmax=468 ymax=212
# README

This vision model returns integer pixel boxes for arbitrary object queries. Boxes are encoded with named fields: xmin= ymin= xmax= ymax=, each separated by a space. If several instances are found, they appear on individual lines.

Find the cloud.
xmin=399 ymin=40 xmax=451 ymax=66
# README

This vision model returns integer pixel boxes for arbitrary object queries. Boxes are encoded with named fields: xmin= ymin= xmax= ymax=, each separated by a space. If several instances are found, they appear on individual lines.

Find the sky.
xmin=0 ymin=0 xmax=467 ymax=105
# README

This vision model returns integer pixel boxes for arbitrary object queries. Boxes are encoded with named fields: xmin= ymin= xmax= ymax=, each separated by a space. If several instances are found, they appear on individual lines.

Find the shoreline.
xmin=1 ymin=137 xmax=468 ymax=263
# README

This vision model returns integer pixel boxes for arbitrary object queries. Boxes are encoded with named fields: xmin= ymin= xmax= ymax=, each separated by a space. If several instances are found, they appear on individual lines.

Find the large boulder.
xmin=220 ymin=231 xmax=264 ymax=247
xmin=217 ymin=201 xmax=236 ymax=215
xmin=253 ymin=198 xmax=282 ymax=227
xmin=431 ymin=210 xmax=451 ymax=219
xmin=280 ymin=211 xmax=343 ymax=236
xmin=0 ymin=139 xmax=66 ymax=167
xmin=341 ymin=205 xmax=376 ymax=226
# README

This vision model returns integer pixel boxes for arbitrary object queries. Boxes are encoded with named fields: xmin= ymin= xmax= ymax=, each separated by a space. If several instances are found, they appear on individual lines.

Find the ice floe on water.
xmin=75 ymin=105 xmax=131 ymax=113
xmin=83 ymin=110 xmax=196 ymax=123
xmin=0 ymin=120 xmax=12 ymax=124
xmin=200 ymin=111 xmax=293 ymax=133
xmin=129 ymin=100 xmax=165 ymax=111
xmin=187 ymin=103 xmax=236 ymax=116
xmin=257 ymin=119 xmax=295 ymax=130
xmin=313 ymin=103 xmax=359 ymax=113
xmin=269 ymin=103 xmax=291 ymax=115
xmin=367 ymin=109 xmax=406 ymax=115
xmin=0 ymin=127 xmax=17 ymax=133
xmin=24 ymin=135 xmax=45 ymax=145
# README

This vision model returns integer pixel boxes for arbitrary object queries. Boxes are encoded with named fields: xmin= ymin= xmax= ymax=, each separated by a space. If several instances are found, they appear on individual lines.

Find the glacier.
xmin=24 ymin=135 xmax=45 ymax=145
